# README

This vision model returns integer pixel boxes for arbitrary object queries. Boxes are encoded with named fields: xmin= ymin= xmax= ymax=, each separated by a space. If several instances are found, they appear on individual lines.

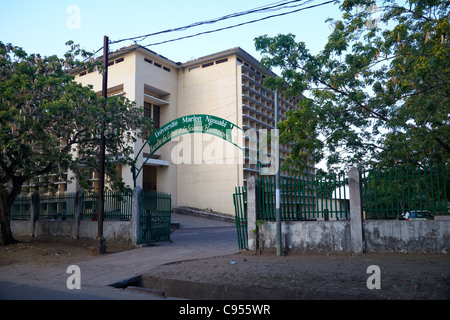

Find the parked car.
xmin=400 ymin=210 xmax=434 ymax=220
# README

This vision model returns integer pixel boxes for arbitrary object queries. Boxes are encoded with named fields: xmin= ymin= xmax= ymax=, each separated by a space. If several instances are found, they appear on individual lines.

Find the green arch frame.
xmin=131 ymin=114 xmax=260 ymax=187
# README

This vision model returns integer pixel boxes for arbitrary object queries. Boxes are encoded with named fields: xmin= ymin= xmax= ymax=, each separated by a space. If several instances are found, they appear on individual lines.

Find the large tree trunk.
xmin=0 ymin=197 xmax=19 ymax=246
xmin=0 ymin=182 xmax=22 ymax=246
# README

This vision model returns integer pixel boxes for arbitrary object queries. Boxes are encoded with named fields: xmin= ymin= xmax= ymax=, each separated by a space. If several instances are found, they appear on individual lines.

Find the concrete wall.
xmin=364 ymin=220 xmax=450 ymax=254
xmin=260 ymin=221 xmax=351 ymax=254
xmin=256 ymin=219 xmax=450 ymax=254
xmin=11 ymin=220 xmax=133 ymax=243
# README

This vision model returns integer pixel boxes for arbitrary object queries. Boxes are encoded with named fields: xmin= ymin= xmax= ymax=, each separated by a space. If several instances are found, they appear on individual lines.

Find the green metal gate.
xmin=233 ymin=186 xmax=248 ymax=250
xmin=138 ymin=191 xmax=172 ymax=244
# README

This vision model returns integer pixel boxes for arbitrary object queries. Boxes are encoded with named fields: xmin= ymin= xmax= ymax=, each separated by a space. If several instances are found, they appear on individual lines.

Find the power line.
xmin=88 ymin=0 xmax=334 ymax=57
xmin=141 ymin=0 xmax=334 ymax=48
xmin=109 ymin=0 xmax=313 ymax=45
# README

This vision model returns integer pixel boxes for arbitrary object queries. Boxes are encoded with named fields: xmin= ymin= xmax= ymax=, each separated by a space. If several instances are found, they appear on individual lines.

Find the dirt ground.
xmin=144 ymin=251 xmax=450 ymax=300
xmin=0 ymin=236 xmax=133 ymax=267
xmin=1 ymin=236 xmax=449 ymax=300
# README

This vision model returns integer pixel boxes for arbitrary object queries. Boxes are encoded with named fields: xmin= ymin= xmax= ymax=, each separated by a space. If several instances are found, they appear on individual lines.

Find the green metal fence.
xmin=233 ymin=186 xmax=248 ymax=250
xmin=11 ymin=196 xmax=31 ymax=220
xmin=138 ymin=191 xmax=172 ymax=244
xmin=362 ymin=165 xmax=449 ymax=219
xmin=258 ymin=173 xmax=349 ymax=221
xmin=10 ymin=190 xmax=133 ymax=222
xmin=82 ymin=190 xmax=132 ymax=221
xmin=232 ymin=173 xmax=349 ymax=249
xmin=11 ymin=193 xmax=77 ymax=220
xmin=38 ymin=193 xmax=77 ymax=220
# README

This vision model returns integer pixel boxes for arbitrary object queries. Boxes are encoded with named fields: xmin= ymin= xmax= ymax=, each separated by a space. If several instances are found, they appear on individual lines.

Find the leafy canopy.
xmin=255 ymin=0 xmax=449 ymax=172
xmin=0 ymin=41 xmax=152 ymax=244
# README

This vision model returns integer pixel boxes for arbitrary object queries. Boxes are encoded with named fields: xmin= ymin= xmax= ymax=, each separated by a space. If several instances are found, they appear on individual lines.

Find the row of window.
xmin=188 ymin=57 xmax=228 ymax=72
xmin=144 ymin=57 xmax=171 ymax=72
xmin=78 ymin=57 xmax=125 ymax=77
xmin=79 ymin=55 xmax=174 ymax=78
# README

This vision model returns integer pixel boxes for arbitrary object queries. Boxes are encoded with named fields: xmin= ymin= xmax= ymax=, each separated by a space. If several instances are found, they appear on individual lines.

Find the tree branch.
xmin=435 ymin=137 xmax=450 ymax=153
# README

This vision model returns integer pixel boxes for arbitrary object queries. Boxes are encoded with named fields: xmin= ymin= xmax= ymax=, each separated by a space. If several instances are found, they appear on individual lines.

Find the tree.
xmin=255 ymin=0 xmax=449 ymax=172
xmin=0 ymin=42 xmax=152 ymax=245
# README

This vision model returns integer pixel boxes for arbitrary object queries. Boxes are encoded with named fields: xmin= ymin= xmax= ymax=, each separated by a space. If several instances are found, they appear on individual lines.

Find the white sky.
xmin=0 ymin=0 xmax=343 ymax=63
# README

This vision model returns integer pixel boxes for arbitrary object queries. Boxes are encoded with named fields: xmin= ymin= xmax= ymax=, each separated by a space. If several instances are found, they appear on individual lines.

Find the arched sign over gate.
xmin=131 ymin=114 xmax=263 ymax=187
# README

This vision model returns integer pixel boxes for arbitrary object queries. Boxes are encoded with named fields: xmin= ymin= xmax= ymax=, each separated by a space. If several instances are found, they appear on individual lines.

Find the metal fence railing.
xmin=258 ymin=173 xmax=349 ymax=221
xmin=11 ymin=193 xmax=77 ymax=221
xmin=82 ymin=190 xmax=133 ymax=221
xmin=137 ymin=191 xmax=172 ymax=244
xmin=362 ymin=165 xmax=449 ymax=220
xmin=233 ymin=186 xmax=248 ymax=250
xmin=10 ymin=190 xmax=133 ymax=221
xmin=38 ymin=193 xmax=77 ymax=220
xmin=10 ymin=196 xmax=31 ymax=220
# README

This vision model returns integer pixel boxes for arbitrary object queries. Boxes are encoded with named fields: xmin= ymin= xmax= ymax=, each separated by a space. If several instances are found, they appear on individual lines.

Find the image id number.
xmin=223 ymin=304 xmax=270 ymax=315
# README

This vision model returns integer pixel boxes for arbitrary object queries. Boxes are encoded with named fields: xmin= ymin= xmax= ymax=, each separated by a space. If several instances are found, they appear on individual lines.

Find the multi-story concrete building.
xmin=70 ymin=44 xmax=313 ymax=215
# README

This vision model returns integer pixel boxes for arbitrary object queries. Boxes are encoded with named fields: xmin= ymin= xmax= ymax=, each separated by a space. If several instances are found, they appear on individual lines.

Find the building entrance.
xmin=143 ymin=166 xmax=157 ymax=192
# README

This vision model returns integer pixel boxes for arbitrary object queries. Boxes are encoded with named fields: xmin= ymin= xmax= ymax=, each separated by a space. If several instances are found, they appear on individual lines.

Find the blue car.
xmin=400 ymin=210 xmax=434 ymax=220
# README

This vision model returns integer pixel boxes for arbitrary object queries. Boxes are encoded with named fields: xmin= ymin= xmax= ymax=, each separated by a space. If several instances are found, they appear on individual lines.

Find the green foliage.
xmin=255 ymin=0 xmax=449 ymax=172
xmin=0 ymin=41 xmax=152 ymax=244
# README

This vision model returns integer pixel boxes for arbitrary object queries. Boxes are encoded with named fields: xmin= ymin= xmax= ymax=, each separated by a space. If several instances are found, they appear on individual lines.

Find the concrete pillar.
xmin=349 ymin=167 xmax=364 ymax=254
xmin=31 ymin=192 xmax=39 ymax=237
xmin=246 ymin=176 xmax=258 ymax=251
xmin=131 ymin=187 xmax=142 ymax=245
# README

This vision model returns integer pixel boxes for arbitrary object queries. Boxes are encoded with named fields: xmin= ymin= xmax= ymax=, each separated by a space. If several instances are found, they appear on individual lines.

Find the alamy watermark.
xmin=168 ymin=125 xmax=280 ymax=175
xmin=366 ymin=265 xmax=381 ymax=290
xmin=66 ymin=5 xmax=81 ymax=30
xmin=66 ymin=265 xmax=81 ymax=290
xmin=364 ymin=4 xmax=381 ymax=30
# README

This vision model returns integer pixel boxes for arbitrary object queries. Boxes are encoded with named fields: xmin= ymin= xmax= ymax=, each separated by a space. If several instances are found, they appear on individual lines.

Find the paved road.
xmin=0 ymin=213 xmax=239 ymax=300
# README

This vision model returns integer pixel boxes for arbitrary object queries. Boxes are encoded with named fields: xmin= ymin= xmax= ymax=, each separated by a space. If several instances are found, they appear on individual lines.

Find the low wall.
xmin=256 ymin=219 xmax=450 ymax=254
xmin=260 ymin=221 xmax=351 ymax=254
xmin=364 ymin=220 xmax=450 ymax=254
xmin=11 ymin=219 xmax=133 ymax=243
xmin=77 ymin=221 xmax=132 ymax=242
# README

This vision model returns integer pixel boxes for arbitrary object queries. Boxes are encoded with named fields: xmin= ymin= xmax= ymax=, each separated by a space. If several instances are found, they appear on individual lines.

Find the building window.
xmin=144 ymin=102 xmax=160 ymax=129
xmin=144 ymin=102 xmax=152 ymax=118
xmin=216 ymin=58 xmax=228 ymax=64
xmin=153 ymin=105 xmax=160 ymax=129
xmin=202 ymin=62 xmax=214 ymax=68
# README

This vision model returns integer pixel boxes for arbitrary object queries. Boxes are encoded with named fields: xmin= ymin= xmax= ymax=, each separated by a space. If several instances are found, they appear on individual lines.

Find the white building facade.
xmin=73 ymin=45 xmax=313 ymax=216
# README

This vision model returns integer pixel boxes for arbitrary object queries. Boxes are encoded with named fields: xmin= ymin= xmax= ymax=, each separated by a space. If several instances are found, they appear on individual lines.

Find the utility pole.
xmin=274 ymin=91 xmax=282 ymax=256
xmin=97 ymin=35 xmax=109 ymax=254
